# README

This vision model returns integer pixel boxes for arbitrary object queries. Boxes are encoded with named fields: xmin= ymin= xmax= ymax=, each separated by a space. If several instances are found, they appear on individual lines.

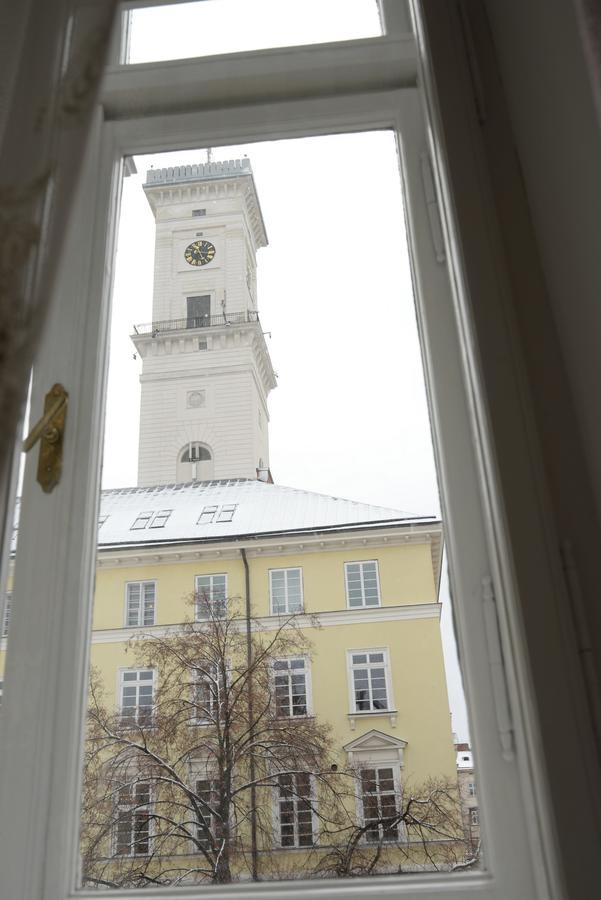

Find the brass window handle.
xmin=23 ymin=392 xmax=67 ymax=452
xmin=22 ymin=384 xmax=68 ymax=493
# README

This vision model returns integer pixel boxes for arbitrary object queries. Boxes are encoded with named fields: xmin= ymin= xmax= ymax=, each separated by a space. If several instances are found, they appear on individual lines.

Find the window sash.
xmin=274 ymin=658 xmax=308 ymax=717
xmin=120 ymin=670 xmax=155 ymax=725
xmin=277 ymin=772 xmax=315 ymax=848
xmin=194 ymin=661 xmax=226 ymax=723
xmin=350 ymin=651 xmax=390 ymax=712
xmin=114 ymin=782 xmax=151 ymax=857
xmin=125 ymin=581 xmax=156 ymax=627
xmin=195 ymin=574 xmax=227 ymax=619
xmin=345 ymin=560 xmax=380 ymax=608
xmin=270 ymin=567 xmax=303 ymax=614
xmin=361 ymin=767 xmax=399 ymax=844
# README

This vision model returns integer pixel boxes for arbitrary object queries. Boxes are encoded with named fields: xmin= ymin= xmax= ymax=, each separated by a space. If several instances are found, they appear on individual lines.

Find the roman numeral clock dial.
xmin=184 ymin=239 xmax=216 ymax=267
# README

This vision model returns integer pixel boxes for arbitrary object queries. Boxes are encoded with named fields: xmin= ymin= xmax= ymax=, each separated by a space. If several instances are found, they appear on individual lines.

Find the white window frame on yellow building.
xmin=124 ymin=579 xmax=157 ymax=628
xmin=347 ymin=648 xmax=395 ymax=718
xmin=269 ymin=566 xmax=304 ymax=615
xmin=273 ymin=655 xmax=313 ymax=718
xmin=273 ymin=771 xmax=318 ymax=851
xmin=195 ymin=572 xmax=228 ymax=620
xmin=118 ymin=667 xmax=156 ymax=727
xmin=0 ymin=2 xmax=577 ymax=900
xmin=344 ymin=560 xmax=382 ymax=609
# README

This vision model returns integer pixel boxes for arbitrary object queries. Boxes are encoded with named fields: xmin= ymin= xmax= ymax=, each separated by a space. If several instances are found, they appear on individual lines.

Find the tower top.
xmin=145 ymin=157 xmax=252 ymax=186
xmin=143 ymin=157 xmax=267 ymax=249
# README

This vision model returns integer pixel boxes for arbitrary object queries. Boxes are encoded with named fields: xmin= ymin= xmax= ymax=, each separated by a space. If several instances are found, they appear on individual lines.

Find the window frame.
xmin=344 ymin=559 xmax=381 ymax=609
xmin=124 ymin=580 xmax=156 ymax=628
xmin=347 ymin=648 xmax=394 ymax=715
xmin=274 ymin=771 xmax=318 ymax=850
xmin=112 ymin=779 xmax=152 ymax=858
xmin=195 ymin=573 xmax=228 ymax=621
xmin=0 ymin=5 xmax=568 ymax=900
xmin=359 ymin=764 xmax=402 ymax=845
xmin=118 ymin=667 xmax=156 ymax=727
xmin=273 ymin=655 xmax=312 ymax=718
xmin=269 ymin=566 xmax=304 ymax=615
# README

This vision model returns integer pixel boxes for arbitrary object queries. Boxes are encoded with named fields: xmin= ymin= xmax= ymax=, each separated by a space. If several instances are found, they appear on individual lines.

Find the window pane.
xmin=126 ymin=0 xmax=381 ymax=65
xmin=79 ymin=131 xmax=476 ymax=890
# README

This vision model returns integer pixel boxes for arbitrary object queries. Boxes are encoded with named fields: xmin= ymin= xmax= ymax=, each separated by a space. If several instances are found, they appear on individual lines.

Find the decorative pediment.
xmin=344 ymin=729 xmax=408 ymax=767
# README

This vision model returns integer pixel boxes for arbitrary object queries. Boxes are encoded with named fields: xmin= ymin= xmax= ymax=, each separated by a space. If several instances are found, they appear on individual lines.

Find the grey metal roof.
xmin=98 ymin=478 xmax=436 ymax=548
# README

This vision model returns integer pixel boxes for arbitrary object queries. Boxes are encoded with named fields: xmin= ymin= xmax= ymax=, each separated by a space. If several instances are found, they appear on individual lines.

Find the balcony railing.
xmin=133 ymin=310 xmax=259 ymax=335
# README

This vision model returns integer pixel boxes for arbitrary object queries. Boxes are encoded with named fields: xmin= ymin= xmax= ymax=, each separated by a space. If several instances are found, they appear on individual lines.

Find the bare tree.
xmin=81 ymin=594 xmax=342 ymax=887
xmin=80 ymin=593 xmax=471 ymax=887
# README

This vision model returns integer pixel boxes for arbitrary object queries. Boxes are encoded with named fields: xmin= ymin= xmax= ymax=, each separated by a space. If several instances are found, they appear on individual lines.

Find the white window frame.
xmin=269 ymin=566 xmax=304 ymax=615
xmin=2 ymin=593 xmax=10 ymax=638
xmin=274 ymin=771 xmax=318 ymax=849
xmin=273 ymin=656 xmax=312 ymax=718
xmin=124 ymin=580 xmax=156 ymax=628
xmin=118 ymin=668 xmax=156 ymax=727
xmin=112 ymin=779 xmax=152 ymax=858
xmin=0 ymin=5 xmax=569 ymax=900
xmin=359 ymin=764 xmax=402 ymax=845
xmin=344 ymin=559 xmax=381 ymax=609
xmin=195 ymin=573 xmax=227 ymax=620
xmin=347 ymin=648 xmax=394 ymax=715
xmin=192 ymin=659 xmax=227 ymax=725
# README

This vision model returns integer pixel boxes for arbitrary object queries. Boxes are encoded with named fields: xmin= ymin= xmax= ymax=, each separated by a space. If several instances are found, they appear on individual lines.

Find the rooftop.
xmin=145 ymin=158 xmax=252 ymax=186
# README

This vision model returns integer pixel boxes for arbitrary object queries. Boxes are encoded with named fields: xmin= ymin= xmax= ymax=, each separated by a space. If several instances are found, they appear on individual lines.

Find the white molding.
xmin=89 ymin=603 xmax=441 ymax=646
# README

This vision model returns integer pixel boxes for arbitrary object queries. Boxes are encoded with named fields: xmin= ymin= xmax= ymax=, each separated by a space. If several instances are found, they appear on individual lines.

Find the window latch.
xmin=22 ymin=383 xmax=68 ymax=493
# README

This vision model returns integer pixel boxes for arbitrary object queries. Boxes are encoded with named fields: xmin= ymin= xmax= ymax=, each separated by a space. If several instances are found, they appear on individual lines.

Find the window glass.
xmin=345 ymin=561 xmax=380 ymax=608
xmin=351 ymin=650 xmax=389 ymax=711
xmin=274 ymin=658 xmax=308 ymax=717
xmin=270 ymin=568 xmax=303 ymax=614
xmin=126 ymin=0 xmax=382 ymax=65
xmin=195 ymin=574 xmax=227 ymax=620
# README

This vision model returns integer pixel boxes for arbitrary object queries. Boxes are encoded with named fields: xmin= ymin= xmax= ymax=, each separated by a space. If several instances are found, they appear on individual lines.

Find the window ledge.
xmin=348 ymin=709 xmax=398 ymax=730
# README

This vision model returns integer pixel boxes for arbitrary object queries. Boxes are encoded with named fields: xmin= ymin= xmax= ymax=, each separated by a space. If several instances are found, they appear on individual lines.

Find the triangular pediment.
xmin=344 ymin=729 xmax=408 ymax=754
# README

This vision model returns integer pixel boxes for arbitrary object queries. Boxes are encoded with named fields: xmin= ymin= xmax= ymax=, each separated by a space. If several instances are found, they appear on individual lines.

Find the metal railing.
xmin=133 ymin=310 xmax=259 ymax=335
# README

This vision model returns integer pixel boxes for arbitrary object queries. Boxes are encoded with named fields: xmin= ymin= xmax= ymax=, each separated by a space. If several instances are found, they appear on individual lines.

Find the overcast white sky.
xmin=100 ymin=0 xmax=470 ymax=741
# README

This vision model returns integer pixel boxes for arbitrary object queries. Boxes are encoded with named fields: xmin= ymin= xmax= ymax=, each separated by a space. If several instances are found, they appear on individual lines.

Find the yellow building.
xmin=2 ymin=158 xmax=459 ymax=885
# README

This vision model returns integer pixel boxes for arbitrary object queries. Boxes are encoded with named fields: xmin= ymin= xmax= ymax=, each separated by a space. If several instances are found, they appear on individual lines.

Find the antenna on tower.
xmin=206 ymin=148 xmax=213 ymax=164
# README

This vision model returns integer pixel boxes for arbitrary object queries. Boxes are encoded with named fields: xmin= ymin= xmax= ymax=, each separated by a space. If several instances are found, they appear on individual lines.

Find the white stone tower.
xmin=132 ymin=159 xmax=276 ymax=487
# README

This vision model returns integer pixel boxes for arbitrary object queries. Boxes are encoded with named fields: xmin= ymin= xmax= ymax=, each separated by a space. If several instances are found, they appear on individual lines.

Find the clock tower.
xmin=132 ymin=158 xmax=276 ymax=487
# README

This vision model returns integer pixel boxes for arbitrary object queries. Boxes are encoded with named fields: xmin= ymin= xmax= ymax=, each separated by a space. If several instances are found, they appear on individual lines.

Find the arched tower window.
xmin=176 ymin=442 xmax=214 ymax=483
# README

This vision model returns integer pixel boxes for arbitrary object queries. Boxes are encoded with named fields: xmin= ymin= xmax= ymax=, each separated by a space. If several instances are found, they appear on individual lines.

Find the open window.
xmin=0 ymin=3 xmax=567 ymax=900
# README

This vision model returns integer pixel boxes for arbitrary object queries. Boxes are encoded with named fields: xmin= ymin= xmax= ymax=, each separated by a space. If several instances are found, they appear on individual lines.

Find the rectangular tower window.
xmin=187 ymin=295 xmax=211 ymax=329
xmin=269 ymin=568 xmax=303 ymax=614
xmin=274 ymin=658 xmax=309 ymax=717
xmin=195 ymin=574 xmax=227 ymax=619
xmin=114 ymin=782 xmax=151 ymax=856
xmin=192 ymin=208 xmax=206 ymax=216
xmin=361 ymin=767 xmax=399 ymax=843
xmin=345 ymin=560 xmax=381 ymax=608
xmin=277 ymin=772 xmax=315 ymax=848
xmin=119 ymin=670 xmax=155 ymax=725
xmin=349 ymin=650 xmax=390 ymax=712
xmin=125 ymin=581 xmax=156 ymax=627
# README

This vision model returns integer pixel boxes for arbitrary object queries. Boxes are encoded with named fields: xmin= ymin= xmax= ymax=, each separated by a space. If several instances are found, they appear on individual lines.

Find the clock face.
xmin=184 ymin=239 xmax=216 ymax=267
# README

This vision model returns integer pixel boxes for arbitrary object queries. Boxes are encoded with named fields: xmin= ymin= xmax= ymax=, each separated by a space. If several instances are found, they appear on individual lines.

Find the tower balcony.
xmin=133 ymin=309 xmax=260 ymax=336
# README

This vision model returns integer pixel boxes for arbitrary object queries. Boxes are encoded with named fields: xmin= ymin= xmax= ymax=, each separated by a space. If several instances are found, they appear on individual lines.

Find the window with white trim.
xmin=125 ymin=581 xmax=156 ymax=627
xmin=114 ymin=781 xmax=151 ymax=856
xmin=195 ymin=574 xmax=227 ymax=619
xmin=148 ymin=509 xmax=172 ymax=528
xmin=196 ymin=778 xmax=221 ymax=849
xmin=349 ymin=650 xmax=390 ymax=712
xmin=130 ymin=510 xmax=153 ymax=530
xmin=216 ymin=504 xmax=237 ymax=523
xmin=360 ymin=767 xmax=399 ymax=843
xmin=345 ymin=560 xmax=380 ymax=608
xmin=470 ymin=807 xmax=480 ymax=826
xmin=197 ymin=505 xmax=218 ymax=524
xmin=119 ymin=669 xmax=155 ymax=725
xmin=193 ymin=661 xmax=226 ymax=724
xmin=269 ymin=567 xmax=303 ymax=614
xmin=276 ymin=772 xmax=315 ymax=847
xmin=274 ymin=657 xmax=309 ymax=717
xmin=468 ymin=781 xmax=477 ymax=797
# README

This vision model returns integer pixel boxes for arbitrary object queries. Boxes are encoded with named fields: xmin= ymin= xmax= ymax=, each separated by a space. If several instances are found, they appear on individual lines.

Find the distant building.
xmin=456 ymin=742 xmax=480 ymax=853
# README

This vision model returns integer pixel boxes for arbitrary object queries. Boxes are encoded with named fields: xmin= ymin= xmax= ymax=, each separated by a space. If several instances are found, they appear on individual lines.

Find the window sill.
xmin=348 ymin=709 xmax=398 ymax=730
